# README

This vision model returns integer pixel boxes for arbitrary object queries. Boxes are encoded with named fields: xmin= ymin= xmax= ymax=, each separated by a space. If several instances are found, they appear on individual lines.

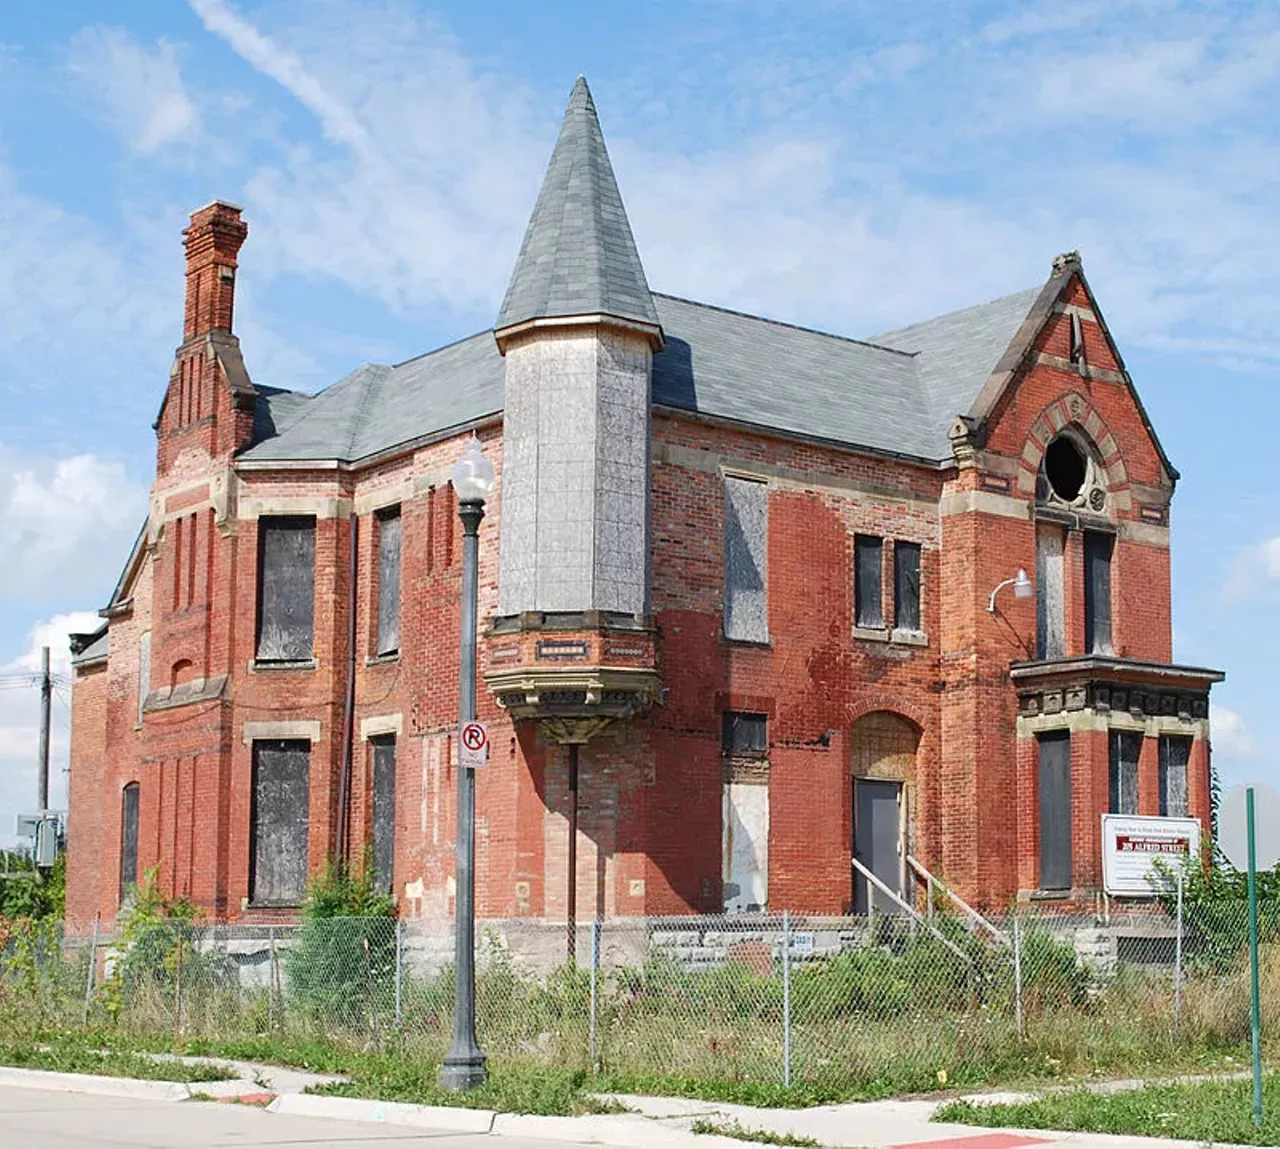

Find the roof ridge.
xmin=343 ymin=364 xmax=391 ymax=459
xmin=652 ymin=292 xmax=917 ymax=358
xmin=869 ymin=283 xmax=1043 ymax=341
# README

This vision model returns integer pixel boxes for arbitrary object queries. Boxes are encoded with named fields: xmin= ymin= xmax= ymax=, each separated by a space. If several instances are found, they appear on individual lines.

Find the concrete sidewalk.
xmin=0 ymin=1062 xmax=1260 ymax=1149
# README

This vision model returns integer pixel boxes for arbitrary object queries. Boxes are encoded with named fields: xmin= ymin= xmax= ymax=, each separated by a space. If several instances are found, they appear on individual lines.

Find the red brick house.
xmin=66 ymin=78 xmax=1222 ymax=930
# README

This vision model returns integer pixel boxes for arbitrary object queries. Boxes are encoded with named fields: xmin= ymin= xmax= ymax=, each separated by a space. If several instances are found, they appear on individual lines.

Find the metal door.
xmin=854 ymin=778 xmax=902 ymax=913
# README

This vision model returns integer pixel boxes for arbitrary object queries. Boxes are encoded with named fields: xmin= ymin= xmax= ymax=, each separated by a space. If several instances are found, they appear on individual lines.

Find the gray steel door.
xmin=1038 ymin=732 xmax=1072 ymax=891
xmin=854 ymin=779 xmax=902 ymax=914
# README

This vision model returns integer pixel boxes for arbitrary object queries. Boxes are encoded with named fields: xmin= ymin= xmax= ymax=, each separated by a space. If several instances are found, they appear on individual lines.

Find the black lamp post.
xmin=440 ymin=434 xmax=494 ymax=1092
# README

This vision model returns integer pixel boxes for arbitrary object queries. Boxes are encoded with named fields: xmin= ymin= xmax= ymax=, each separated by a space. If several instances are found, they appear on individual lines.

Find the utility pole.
xmin=37 ymin=646 xmax=51 ymax=813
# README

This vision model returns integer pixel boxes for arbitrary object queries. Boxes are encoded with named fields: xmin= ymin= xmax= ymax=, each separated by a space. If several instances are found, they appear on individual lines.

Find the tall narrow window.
xmin=1109 ymin=731 xmax=1142 ymax=815
xmin=370 ymin=736 xmax=397 ymax=895
xmin=119 ymin=782 xmax=139 ymax=903
xmin=894 ymin=541 xmax=921 ymax=632
xmin=1159 ymin=735 xmax=1192 ymax=817
xmin=256 ymin=516 xmax=316 ymax=662
xmin=1036 ymin=524 xmax=1066 ymax=659
xmin=1038 ymin=731 xmax=1072 ymax=890
xmin=375 ymin=508 xmax=402 ymax=656
xmin=723 ymin=477 xmax=769 ymax=642
xmin=250 ymin=740 xmax=311 ymax=905
xmin=1084 ymin=531 xmax=1114 ymax=654
xmin=137 ymin=632 xmax=151 ymax=724
xmin=721 ymin=711 xmax=769 ymax=913
xmin=855 ymin=535 xmax=884 ymax=629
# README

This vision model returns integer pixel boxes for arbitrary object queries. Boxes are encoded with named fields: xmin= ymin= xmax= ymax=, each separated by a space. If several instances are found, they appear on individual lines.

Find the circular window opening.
xmin=1044 ymin=436 xmax=1087 ymax=502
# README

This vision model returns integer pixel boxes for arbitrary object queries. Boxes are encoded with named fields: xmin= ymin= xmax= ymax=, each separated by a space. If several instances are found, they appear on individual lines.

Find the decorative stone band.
xmin=484 ymin=664 xmax=663 ymax=744
xmin=1009 ymin=655 xmax=1224 ymax=724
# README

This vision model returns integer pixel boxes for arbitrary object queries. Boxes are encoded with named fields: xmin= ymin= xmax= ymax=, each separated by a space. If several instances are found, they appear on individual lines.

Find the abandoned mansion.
xmin=66 ymin=78 xmax=1222 ymax=929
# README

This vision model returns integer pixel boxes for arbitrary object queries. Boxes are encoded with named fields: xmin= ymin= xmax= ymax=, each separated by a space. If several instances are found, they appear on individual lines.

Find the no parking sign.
xmin=459 ymin=721 xmax=489 ymax=769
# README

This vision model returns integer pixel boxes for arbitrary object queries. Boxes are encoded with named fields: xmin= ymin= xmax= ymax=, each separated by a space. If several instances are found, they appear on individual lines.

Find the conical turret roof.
xmin=495 ymin=77 xmax=660 ymax=334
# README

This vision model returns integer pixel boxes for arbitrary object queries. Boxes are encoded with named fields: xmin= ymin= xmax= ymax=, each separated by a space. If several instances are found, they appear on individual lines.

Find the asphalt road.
xmin=0 ymin=1086 xmax=592 ymax=1148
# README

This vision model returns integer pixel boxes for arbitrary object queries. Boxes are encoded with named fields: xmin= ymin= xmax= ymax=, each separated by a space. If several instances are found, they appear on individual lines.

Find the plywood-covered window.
xmin=1109 ymin=730 xmax=1141 ymax=815
xmin=250 ymin=740 xmax=310 ymax=905
xmin=723 ymin=477 xmax=768 ymax=643
xmin=1084 ymin=530 xmax=1114 ymax=654
xmin=1038 ymin=731 xmax=1072 ymax=891
xmin=119 ymin=782 xmax=139 ymax=903
xmin=256 ymin=517 xmax=316 ymax=662
xmin=894 ymin=541 xmax=921 ymax=632
xmin=370 ymin=735 xmax=397 ymax=895
xmin=375 ymin=508 xmax=402 ymax=657
xmin=1036 ymin=524 xmax=1066 ymax=659
xmin=1160 ymin=734 xmax=1192 ymax=818
xmin=855 ymin=535 xmax=884 ymax=628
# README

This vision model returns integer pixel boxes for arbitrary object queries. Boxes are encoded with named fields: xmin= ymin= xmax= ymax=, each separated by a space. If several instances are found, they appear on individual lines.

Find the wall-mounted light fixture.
xmin=987 ymin=568 xmax=1032 ymax=614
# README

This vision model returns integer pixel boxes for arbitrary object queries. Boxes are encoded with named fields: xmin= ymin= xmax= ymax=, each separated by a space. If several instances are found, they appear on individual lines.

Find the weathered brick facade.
xmin=67 ymin=80 xmax=1221 ymax=930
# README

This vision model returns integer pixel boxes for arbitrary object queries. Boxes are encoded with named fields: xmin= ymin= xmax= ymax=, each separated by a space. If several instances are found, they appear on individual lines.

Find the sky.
xmin=0 ymin=0 xmax=1277 ymax=853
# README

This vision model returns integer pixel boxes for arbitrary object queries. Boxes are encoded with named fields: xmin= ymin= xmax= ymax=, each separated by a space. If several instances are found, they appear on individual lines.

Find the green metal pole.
xmin=1247 ymin=787 xmax=1263 ymax=1129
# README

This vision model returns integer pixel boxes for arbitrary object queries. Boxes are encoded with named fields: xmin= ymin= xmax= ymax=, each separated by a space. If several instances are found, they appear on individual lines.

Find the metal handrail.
xmin=851 ymin=857 xmax=971 ymax=963
xmin=907 ymin=854 xmax=1009 ymax=946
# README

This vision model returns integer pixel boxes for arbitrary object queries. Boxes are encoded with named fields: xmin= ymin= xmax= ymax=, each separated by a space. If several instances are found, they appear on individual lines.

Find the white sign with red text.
xmin=459 ymin=721 xmax=489 ymax=769
xmin=1102 ymin=814 xmax=1200 ymax=897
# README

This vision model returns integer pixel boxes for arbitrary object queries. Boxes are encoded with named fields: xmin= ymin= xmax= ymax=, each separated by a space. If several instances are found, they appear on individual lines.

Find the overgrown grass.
xmin=936 ymin=1074 xmax=1280 ymax=1146
xmin=0 ymin=1035 xmax=234 ymax=1082
xmin=690 ymin=1117 xmax=823 ymax=1145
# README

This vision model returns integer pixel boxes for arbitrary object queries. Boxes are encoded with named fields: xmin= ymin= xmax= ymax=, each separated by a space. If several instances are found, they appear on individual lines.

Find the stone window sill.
xmin=249 ymin=658 xmax=318 ymax=673
xmin=723 ymin=633 xmax=772 ymax=649
xmin=853 ymin=626 xmax=929 ymax=648
xmin=365 ymin=651 xmax=400 ymax=667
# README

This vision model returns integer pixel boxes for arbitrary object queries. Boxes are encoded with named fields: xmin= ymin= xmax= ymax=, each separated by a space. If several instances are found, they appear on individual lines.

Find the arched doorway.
xmin=850 ymin=712 xmax=920 ymax=914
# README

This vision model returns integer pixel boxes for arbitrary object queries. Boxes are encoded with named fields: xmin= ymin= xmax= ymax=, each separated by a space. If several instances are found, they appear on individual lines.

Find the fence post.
xmin=1174 ymin=869 xmax=1184 ymax=1038
xmin=782 ymin=909 xmax=792 ymax=1089
xmin=395 ymin=918 xmax=404 ymax=1028
xmin=82 ymin=915 xmax=99 ymax=1025
xmin=268 ymin=927 xmax=278 ymax=1032
xmin=589 ymin=918 xmax=601 ymax=1071
xmin=1013 ymin=912 xmax=1024 ymax=1041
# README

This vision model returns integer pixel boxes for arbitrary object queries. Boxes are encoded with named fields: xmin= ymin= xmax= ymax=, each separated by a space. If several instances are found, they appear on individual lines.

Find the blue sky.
xmin=1 ymin=1 xmax=1277 ymax=851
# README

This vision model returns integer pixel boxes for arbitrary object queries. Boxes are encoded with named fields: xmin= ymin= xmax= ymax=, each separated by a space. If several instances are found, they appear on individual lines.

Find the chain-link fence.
xmin=1 ymin=898 xmax=1275 ymax=1094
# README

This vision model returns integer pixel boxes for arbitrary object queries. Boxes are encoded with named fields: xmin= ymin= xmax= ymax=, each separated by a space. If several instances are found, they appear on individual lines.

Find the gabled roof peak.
xmin=495 ymin=77 xmax=660 ymax=337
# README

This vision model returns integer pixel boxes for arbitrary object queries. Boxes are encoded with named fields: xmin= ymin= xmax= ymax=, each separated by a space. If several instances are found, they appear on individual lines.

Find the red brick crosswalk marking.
xmin=892 ymin=1134 xmax=1051 ymax=1149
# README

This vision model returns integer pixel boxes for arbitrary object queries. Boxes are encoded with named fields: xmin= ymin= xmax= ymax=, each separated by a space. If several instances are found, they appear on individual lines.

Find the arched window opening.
xmin=1044 ymin=436 xmax=1087 ymax=502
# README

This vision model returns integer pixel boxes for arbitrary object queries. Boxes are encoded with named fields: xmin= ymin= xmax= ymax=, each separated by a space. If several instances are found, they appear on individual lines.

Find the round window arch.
xmin=1036 ymin=429 xmax=1107 ymax=512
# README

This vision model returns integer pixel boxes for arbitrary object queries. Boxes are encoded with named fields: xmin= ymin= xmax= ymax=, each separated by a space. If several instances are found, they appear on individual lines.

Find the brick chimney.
xmin=182 ymin=201 xmax=248 ymax=339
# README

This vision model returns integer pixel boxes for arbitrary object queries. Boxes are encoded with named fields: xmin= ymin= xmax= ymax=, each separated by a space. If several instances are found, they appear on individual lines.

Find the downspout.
xmin=337 ymin=513 xmax=359 ymax=863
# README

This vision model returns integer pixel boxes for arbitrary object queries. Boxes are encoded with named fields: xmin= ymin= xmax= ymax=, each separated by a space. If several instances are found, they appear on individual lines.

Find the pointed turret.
xmin=496 ymin=77 xmax=660 ymax=340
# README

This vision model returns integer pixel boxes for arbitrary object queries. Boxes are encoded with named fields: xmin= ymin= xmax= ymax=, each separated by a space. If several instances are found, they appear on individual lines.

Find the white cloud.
xmin=0 ymin=447 xmax=147 ymax=603
xmin=1210 ymin=703 xmax=1261 ymax=761
xmin=66 ymin=26 xmax=200 ymax=154
xmin=1224 ymin=536 xmax=1280 ymax=600
xmin=0 ymin=612 xmax=101 ymax=847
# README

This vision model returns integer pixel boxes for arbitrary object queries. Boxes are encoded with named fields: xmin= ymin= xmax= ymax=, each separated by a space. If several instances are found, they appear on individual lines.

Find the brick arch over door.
xmin=1015 ymin=391 xmax=1128 ymax=498
xmin=850 ymin=711 xmax=921 ymax=782
xmin=850 ymin=711 xmax=921 ymax=911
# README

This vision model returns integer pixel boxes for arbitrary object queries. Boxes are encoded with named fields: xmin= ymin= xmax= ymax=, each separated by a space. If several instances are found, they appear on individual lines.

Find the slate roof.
xmin=495 ymin=77 xmax=659 ymax=333
xmin=238 ymin=284 xmax=1044 ymax=466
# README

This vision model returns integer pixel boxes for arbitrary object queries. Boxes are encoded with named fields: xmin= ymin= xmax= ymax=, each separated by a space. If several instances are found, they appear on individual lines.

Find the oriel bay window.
xmin=256 ymin=516 xmax=316 ymax=662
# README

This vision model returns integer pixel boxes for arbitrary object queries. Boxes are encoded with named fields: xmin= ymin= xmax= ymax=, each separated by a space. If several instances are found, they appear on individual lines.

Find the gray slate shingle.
xmin=239 ymin=285 xmax=1042 ymax=466
xmin=494 ymin=76 xmax=659 ymax=332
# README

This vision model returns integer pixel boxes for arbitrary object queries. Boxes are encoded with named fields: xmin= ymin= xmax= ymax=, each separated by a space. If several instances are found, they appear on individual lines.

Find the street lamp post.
xmin=440 ymin=435 xmax=494 ymax=1092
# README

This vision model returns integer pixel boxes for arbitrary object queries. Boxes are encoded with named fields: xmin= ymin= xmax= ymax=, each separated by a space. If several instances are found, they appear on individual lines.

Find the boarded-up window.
xmin=723 ymin=781 xmax=768 ymax=912
xmin=376 ymin=509 xmax=401 ymax=656
xmin=371 ymin=736 xmax=396 ymax=895
xmin=256 ymin=517 xmax=316 ymax=661
xmin=250 ymin=740 xmax=310 ymax=905
xmin=1036 ymin=524 xmax=1065 ymax=659
xmin=723 ymin=712 xmax=768 ymax=757
xmin=855 ymin=535 xmax=884 ymax=628
xmin=119 ymin=782 xmax=139 ymax=903
xmin=1109 ymin=731 xmax=1142 ymax=815
xmin=1038 ymin=731 xmax=1072 ymax=890
xmin=1160 ymin=735 xmax=1191 ymax=817
xmin=1084 ymin=531 xmax=1114 ymax=654
xmin=724 ymin=477 xmax=768 ymax=642
xmin=894 ymin=541 xmax=921 ymax=631
xmin=137 ymin=632 xmax=151 ymax=724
